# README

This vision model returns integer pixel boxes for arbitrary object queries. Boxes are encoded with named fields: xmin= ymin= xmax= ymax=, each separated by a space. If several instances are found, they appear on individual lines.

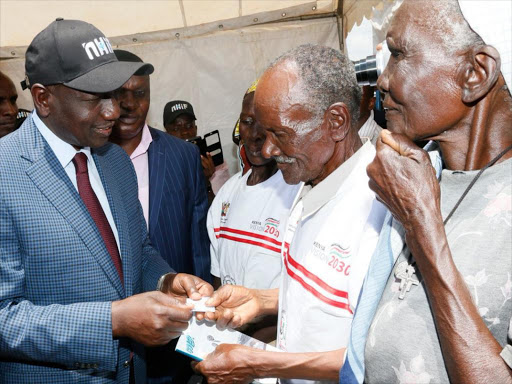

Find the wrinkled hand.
xmin=367 ymin=130 xmax=441 ymax=230
xmin=201 ymin=153 xmax=216 ymax=180
xmin=111 ymin=291 xmax=192 ymax=346
xmin=159 ymin=273 xmax=214 ymax=301
xmin=193 ymin=344 xmax=257 ymax=384
xmin=198 ymin=285 xmax=261 ymax=328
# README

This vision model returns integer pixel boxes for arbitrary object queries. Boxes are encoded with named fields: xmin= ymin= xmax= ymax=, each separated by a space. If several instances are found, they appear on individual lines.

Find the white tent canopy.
xmin=0 ymin=0 xmax=339 ymax=55
xmin=0 ymin=0 xmax=397 ymax=174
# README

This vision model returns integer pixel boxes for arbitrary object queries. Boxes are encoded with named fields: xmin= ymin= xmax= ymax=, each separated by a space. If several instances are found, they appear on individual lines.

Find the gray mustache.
xmin=273 ymin=156 xmax=296 ymax=164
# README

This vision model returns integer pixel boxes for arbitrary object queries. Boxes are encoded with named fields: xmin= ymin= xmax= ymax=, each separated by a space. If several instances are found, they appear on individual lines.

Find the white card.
xmin=186 ymin=297 xmax=215 ymax=312
xmin=176 ymin=317 xmax=280 ymax=384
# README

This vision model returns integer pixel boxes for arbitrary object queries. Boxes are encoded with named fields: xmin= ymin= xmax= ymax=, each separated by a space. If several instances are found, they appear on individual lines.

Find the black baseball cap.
xmin=22 ymin=18 xmax=153 ymax=93
xmin=114 ymin=49 xmax=154 ymax=75
xmin=163 ymin=100 xmax=196 ymax=126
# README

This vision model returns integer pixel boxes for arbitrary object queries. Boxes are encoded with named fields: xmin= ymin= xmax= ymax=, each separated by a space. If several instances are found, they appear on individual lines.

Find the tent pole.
xmin=336 ymin=0 xmax=344 ymax=52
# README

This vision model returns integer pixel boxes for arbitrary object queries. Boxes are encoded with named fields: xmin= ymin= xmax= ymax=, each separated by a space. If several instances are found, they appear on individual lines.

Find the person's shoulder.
xmin=96 ymin=140 xmax=128 ymax=160
xmin=216 ymin=170 xmax=245 ymax=196
xmin=0 ymin=118 xmax=33 ymax=163
xmin=95 ymin=141 xmax=135 ymax=177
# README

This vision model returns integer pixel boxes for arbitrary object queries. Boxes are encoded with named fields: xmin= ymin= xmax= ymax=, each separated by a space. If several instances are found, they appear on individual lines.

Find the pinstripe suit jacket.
xmin=147 ymin=128 xmax=210 ymax=282
xmin=145 ymin=128 xmax=210 ymax=382
xmin=0 ymin=117 xmax=172 ymax=383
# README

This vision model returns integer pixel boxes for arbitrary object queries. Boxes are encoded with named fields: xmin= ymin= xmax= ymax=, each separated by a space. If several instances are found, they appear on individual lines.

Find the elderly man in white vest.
xmin=194 ymin=44 xmax=387 ymax=384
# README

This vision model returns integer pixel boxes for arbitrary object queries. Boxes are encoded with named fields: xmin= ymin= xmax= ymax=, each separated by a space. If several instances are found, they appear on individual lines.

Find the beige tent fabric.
xmin=0 ymin=0 xmax=399 ymax=174
xmin=0 ymin=0 xmax=336 ymax=49
xmin=0 ymin=17 xmax=339 ymax=175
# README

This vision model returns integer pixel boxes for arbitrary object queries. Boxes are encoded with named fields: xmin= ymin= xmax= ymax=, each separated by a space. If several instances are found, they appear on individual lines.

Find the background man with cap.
xmin=164 ymin=100 xmax=231 ymax=199
xmin=110 ymin=50 xmax=211 ymax=383
xmin=0 ymin=19 xmax=213 ymax=383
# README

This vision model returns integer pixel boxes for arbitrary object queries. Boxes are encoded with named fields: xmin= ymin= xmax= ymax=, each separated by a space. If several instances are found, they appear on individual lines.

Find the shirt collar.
xmin=359 ymin=110 xmax=375 ymax=132
xmin=32 ymin=109 xmax=93 ymax=168
xmin=130 ymin=124 xmax=153 ymax=160
xmin=300 ymin=141 xmax=374 ymax=220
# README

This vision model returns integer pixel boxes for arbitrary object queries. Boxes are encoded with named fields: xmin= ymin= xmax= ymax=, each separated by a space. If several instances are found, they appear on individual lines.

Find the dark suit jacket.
xmin=145 ymin=128 xmax=211 ymax=382
xmin=147 ymin=127 xmax=210 ymax=281
xmin=0 ymin=117 xmax=172 ymax=383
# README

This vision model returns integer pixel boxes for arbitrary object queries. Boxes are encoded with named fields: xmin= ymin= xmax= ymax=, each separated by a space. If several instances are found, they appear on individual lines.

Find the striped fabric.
xmin=283 ymin=242 xmax=352 ymax=314
xmin=147 ymin=128 xmax=210 ymax=281
xmin=145 ymin=128 xmax=210 ymax=383
xmin=0 ymin=117 xmax=172 ymax=383
xmin=213 ymin=226 xmax=282 ymax=254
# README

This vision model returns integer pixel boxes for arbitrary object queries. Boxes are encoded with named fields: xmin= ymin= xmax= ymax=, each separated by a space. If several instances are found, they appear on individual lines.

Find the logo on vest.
xmin=327 ymin=243 xmax=351 ymax=275
xmin=329 ymin=243 xmax=350 ymax=259
xmin=221 ymin=202 xmax=230 ymax=217
xmin=220 ymin=202 xmax=230 ymax=224
xmin=263 ymin=217 xmax=280 ymax=238
xmin=82 ymin=37 xmax=114 ymax=60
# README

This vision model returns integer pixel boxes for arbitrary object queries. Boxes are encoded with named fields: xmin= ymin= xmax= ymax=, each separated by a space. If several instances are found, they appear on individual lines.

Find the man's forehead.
xmin=391 ymin=0 xmax=445 ymax=35
xmin=256 ymin=61 xmax=302 ymax=111
xmin=0 ymin=73 xmax=16 ymax=90
xmin=122 ymin=75 xmax=149 ymax=89
xmin=389 ymin=0 xmax=457 ymax=55
xmin=174 ymin=114 xmax=194 ymax=123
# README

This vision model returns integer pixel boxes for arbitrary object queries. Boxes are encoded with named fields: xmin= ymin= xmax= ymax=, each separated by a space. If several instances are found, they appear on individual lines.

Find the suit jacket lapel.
xmin=22 ymin=119 xmax=124 ymax=297
xmin=148 ymin=128 xmax=167 ymax=234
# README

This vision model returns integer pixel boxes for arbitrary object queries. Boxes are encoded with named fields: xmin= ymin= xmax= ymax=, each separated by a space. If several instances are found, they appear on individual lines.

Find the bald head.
xmin=0 ymin=71 xmax=19 ymax=138
xmin=396 ymin=0 xmax=483 ymax=55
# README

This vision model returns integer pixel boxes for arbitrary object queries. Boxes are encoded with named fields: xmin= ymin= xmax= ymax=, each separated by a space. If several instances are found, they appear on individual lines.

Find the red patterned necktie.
xmin=72 ymin=152 xmax=124 ymax=284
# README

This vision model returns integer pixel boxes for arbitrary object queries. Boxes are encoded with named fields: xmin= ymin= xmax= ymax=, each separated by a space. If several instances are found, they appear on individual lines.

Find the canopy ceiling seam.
xmin=0 ymin=1 xmax=323 ymax=59
xmin=179 ymin=0 xmax=187 ymax=28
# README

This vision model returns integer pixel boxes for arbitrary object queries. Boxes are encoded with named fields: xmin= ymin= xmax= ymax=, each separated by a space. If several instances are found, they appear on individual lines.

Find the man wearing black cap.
xmin=0 ymin=19 xmax=213 ymax=383
xmin=164 ymin=100 xmax=231 ymax=198
xmin=110 ymin=50 xmax=211 ymax=382
xmin=163 ymin=100 xmax=198 ymax=141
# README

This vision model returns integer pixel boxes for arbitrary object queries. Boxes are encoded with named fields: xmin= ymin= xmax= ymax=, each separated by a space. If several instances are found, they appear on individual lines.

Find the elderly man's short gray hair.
xmin=269 ymin=44 xmax=361 ymax=134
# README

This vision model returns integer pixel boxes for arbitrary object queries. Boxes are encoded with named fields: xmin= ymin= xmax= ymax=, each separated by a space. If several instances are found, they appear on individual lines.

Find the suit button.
xmin=123 ymin=360 xmax=130 ymax=368
xmin=93 ymin=364 xmax=99 ymax=369
xmin=81 ymin=363 xmax=86 ymax=369
xmin=75 ymin=362 xmax=80 ymax=368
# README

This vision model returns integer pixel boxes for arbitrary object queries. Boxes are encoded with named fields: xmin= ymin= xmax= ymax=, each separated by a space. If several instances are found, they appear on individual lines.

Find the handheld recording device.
xmin=354 ymin=42 xmax=391 ymax=86
xmin=186 ymin=130 xmax=224 ymax=166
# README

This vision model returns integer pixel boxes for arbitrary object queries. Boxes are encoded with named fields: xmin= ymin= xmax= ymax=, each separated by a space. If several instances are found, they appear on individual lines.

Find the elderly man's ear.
xmin=460 ymin=45 xmax=501 ymax=104
xmin=326 ymin=102 xmax=351 ymax=142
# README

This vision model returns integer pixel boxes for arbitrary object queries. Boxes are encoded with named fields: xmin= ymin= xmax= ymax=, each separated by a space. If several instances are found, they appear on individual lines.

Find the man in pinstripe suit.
xmin=0 ymin=19 xmax=213 ymax=383
xmin=110 ymin=50 xmax=211 ymax=383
